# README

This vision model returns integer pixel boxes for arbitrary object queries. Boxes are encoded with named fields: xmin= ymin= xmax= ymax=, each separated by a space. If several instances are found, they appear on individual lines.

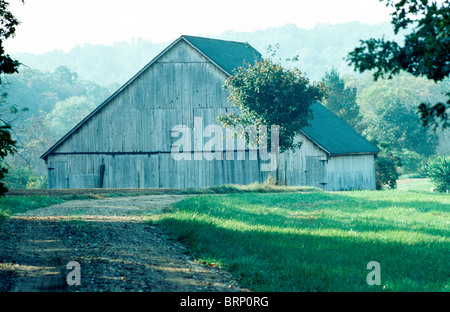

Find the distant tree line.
xmin=13 ymin=22 xmax=402 ymax=86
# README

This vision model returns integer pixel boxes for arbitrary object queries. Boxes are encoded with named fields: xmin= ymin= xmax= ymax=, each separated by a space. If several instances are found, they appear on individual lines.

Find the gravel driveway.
xmin=0 ymin=195 xmax=247 ymax=292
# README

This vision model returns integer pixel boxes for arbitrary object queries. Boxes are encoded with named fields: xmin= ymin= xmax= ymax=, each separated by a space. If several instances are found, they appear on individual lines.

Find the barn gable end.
xmin=47 ymin=39 xmax=230 ymax=156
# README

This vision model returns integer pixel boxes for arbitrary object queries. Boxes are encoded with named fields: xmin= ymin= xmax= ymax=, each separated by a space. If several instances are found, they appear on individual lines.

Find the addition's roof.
xmin=301 ymin=102 xmax=380 ymax=155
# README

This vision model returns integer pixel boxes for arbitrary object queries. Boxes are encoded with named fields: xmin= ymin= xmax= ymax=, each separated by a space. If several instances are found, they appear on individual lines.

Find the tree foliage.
xmin=4 ymin=66 xmax=115 ymax=117
xmin=347 ymin=0 xmax=450 ymax=129
xmin=0 ymin=122 xmax=15 ymax=193
xmin=2 ymin=164 xmax=47 ymax=189
xmin=0 ymin=0 xmax=21 ymax=79
xmin=46 ymin=96 xmax=97 ymax=139
xmin=321 ymin=67 xmax=366 ymax=133
xmin=0 ymin=0 xmax=22 ymax=195
xmin=357 ymin=75 xmax=440 ymax=156
xmin=218 ymin=58 xmax=326 ymax=153
xmin=395 ymin=148 xmax=427 ymax=175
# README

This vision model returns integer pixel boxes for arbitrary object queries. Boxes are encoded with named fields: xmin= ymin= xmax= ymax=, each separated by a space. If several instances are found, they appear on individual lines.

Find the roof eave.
xmin=329 ymin=151 xmax=380 ymax=157
xmin=299 ymin=130 xmax=332 ymax=155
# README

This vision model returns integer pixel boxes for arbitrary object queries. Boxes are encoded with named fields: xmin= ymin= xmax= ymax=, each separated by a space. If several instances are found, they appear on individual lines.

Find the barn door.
xmin=318 ymin=158 xmax=327 ymax=189
xmin=305 ymin=156 xmax=327 ymax=189
xmin=48 ymin=161 xmax=69 ymax=189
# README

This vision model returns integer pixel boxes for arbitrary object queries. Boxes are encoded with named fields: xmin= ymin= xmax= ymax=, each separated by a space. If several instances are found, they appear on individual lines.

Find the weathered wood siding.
xmin=276 ymin=133 xmax=328 ymax=188
xmin=326 ymin=154 xmax=376 ymax=191
xmin=47 ymin=152 xmax=268 ymax=189
xmin=52 ymin=40 xmax=233 ymax=154
xmin=46 ymin=39 xmax=377 ymax=190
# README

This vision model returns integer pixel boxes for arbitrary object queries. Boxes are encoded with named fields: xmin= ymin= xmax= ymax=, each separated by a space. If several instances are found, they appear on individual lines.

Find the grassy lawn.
xmin=152 ymin=180 xmax=449 ymax=292
xmin=397 ymin=178 xmax=434 ymax=192
xmin=0 ymin=195 xmax=67 ymax=225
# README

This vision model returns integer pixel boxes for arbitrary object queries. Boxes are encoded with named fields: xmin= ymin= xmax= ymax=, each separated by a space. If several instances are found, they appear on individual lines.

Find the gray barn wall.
xmin=326 ymin=154 xmax=376 ymax=191
xmin=47 ymin=152 xmax=266 ymax=189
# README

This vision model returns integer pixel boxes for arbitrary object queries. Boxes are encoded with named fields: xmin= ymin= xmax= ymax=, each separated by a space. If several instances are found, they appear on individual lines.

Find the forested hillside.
xmin=13 ymin=22 xmax=401 ymax=86
xmin=2 ymin=22 xmax=449 ymax=189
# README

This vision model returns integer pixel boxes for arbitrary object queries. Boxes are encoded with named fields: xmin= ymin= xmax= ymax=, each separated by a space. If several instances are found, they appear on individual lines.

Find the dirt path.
xmin=0 ymin=195 xmax=247 ymax=292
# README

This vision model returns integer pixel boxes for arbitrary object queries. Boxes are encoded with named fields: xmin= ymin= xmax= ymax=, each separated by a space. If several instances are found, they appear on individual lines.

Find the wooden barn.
xmin=41 ymin=35 xmax=380 ymax=191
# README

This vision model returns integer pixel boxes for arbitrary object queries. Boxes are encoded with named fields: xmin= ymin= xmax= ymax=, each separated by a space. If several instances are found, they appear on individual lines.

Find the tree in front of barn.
xmin=218 ymin=54 xmax=326 ymax=183
xmin=0 ymin=0 xmax=24 ymax=195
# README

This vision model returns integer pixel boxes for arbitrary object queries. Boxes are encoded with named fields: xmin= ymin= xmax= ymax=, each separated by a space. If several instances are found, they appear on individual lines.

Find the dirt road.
xmin=0 ymin=195 xmax=246 ymax=292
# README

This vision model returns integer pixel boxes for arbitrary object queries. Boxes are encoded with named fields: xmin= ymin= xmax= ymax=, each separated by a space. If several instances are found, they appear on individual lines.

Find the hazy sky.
xmin=6 ymin=0 xmax=394 ymax=54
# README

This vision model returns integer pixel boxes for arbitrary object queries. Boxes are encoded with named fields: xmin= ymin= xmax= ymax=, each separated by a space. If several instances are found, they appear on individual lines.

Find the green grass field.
xmin=397 ymin=178 xmax=435 ymax=192
xmin=152 ymin=179 xmax=449 ymax=292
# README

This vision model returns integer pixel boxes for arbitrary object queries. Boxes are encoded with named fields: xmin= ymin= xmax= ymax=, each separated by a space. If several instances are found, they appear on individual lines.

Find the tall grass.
xmin=152 ymin=187 xmax=449 ymax=292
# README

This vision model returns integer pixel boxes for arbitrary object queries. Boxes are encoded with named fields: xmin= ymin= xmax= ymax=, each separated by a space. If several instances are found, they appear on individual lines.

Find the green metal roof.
xmin=182 ymin=35 xmax=262 ymax=75
xmin=301 ymin=102 xmax=380 ymax=155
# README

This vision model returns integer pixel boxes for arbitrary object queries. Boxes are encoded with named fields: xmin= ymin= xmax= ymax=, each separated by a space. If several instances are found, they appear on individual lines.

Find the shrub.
xmin=3 ymin=166 xmax=47 ymax=189
xmin=375 ymin=144 xmax=401 ymax=190
xmin=396 ymin=149 xmax=427 ymax=176
xmin=425 ymin=155 xmax=450 ymax=192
